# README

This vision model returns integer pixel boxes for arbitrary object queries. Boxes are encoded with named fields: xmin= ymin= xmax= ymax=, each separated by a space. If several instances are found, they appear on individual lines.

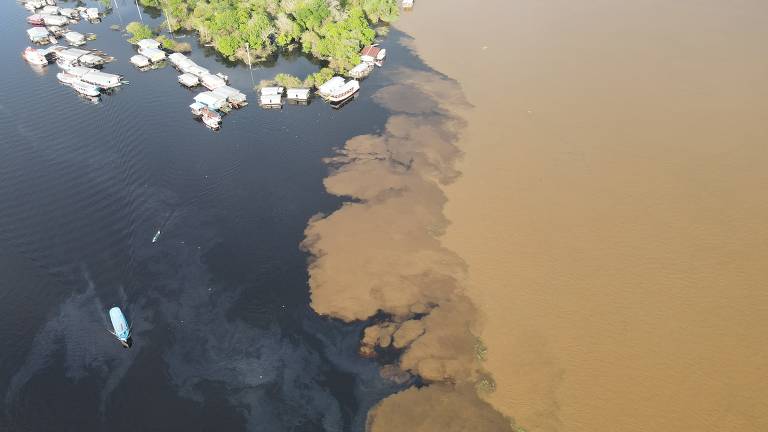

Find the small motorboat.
xmin=23 ymin=47 xmax=48 ymax=66
xmin=69 ymin=79 xmax=101 ymax=97
xmin=108 ymin=307 xmax=132 ymax=348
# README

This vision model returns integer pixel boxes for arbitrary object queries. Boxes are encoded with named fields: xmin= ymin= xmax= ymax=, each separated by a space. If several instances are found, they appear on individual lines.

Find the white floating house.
xmin=168 ymin=52 xmax=188 ymax=67
xmin=86 ymin=7 xmax=100 ymax=20
xmin=138 ymin=46 xmax=166 ymax=63
xmin=200 ymin=73 xmax=226 ymax=90
xmin=177 ymin=73 xmax=199 ymax=87
xmin=59 ymin=8 xmax=78 ymax=18
xmin=212 ymin=85 xmax=247 ymax=107
xmin=42 ymin=14 xmax=69 ymax=26
xmin=57 ymin=47 xmax=89 ymax=64
xmin=41 ymin=5 xmax=59 ymax=15
xmin=63 ymin=31 xmax=86 ymax=46
xmin=260 ymin=94 xmax=282 ymax=107
xmin=317 ymin=76 xmax=345 ymax=98
xmin=81 ymin=70 xmax=122 ymax=88
xmin=260 ymin=86 xmax=284 ymax=96
xmin=182 ymin=63 xmax=209 ymax=77
xmin=79 ymin=53 xmax=105 ymax=67
xmin=402 ymin=0 xmax=414 ymax=7
xmin=349 ymin=62 xmax=374 ymax=79
xmin=130 ymin=54 xmax=150 ymax=68
xmin=287 ymin=88 xmax=310 ymax=101
xmin=137 ymin=39 xmax=160 ymax=50
xmin=25 ymin=0 xmax=47 ymax=10
xmin=27 ymin=27 xmax=50 ymax=43
xmin=194 ymin=91 xmax=227 ymax=110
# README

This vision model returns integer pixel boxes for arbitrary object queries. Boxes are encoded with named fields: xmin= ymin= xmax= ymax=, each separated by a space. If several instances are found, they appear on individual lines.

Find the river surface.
xmin=0 ymin=1 xmax=426 ymax=430
xmin=396 ymin=1 xmax=768 ymax=431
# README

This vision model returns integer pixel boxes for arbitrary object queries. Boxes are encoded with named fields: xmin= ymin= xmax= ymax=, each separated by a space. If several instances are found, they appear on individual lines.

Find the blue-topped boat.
xmin=108 ymin=307 xmax=132 ymax=348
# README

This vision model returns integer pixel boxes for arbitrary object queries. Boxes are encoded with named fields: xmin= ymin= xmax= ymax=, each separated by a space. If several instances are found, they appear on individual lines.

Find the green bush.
xmin=126 ymin=21 xmax=154 ymax=44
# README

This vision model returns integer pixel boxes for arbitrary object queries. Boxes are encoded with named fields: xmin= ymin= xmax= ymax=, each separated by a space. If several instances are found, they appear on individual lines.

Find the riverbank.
xmin=394 ymin=0 xmax=768 ymax=431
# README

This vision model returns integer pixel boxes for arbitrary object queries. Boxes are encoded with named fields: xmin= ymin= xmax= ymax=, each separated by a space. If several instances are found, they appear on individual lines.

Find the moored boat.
xmin=318 ymin=78 xmax=360 ymax=103
xmin=23 ymin=47 xmax=48 ymax=66
xmin=201 ymin=108 xmax=221 ymax=130
xmin=56 ymin=71 xmax=78 ymax=84
xmin=69 ymin=79 xmax=101 ymax=97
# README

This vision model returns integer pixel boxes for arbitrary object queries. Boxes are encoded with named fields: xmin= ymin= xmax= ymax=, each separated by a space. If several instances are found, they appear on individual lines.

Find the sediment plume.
xmin=301 ymin=67 xmax=514 ymax=430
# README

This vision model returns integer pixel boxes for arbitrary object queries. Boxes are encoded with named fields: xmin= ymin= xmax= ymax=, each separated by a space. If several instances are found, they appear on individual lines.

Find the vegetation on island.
xmin=135 ymin=0 xmax=399 ymax=71
xmin=125 ymin=22 xmax=192 ymax=52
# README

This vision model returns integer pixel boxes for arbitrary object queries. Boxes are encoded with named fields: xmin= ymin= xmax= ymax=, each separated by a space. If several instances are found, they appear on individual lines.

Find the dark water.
xmin=0 ymin=1 xmax=424 ymax=430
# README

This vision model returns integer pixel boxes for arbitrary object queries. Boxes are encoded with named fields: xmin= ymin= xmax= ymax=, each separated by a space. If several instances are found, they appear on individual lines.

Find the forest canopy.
xmin=137 ymin=0 xmax=399 ymax=71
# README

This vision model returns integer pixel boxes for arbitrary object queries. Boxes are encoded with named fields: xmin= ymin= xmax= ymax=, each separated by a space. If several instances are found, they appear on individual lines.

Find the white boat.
xmin=108 ymin=307 xmax=132 ymax=348
xmin=26 ymin=14 xmax=45 ymax=25
xmin=178 ymin=73 xmax=199 ymax=87
xmin=23 ymin=47 xmax=48 ymax=66
xmin=69 ymin=79 xmax=101 ymax=97
xmin=326 ymin=79 xmax=360 ymax=103
xmin=201 ymin=108 xmax=221 ymax=130
xmin=189 ymin=102 xmax=206 ymax=116
xmin=130 ymin=54 xmax=150 ymax=68
xmin=318 ymin=77 xmax=360 ymax=102
xmin=25 ymin=0 xmax=47 ymax=9
xmin=56 ymin=71 xmax=78 ymax=84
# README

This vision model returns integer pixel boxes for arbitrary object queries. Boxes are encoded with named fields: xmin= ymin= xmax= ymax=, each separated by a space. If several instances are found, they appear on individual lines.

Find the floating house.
xmin=360 ymin=45 xmax=386 ymax=63
xmin=212 ymin=85 xmax=247 ymax=107
xmin=59 ymin=8 xmax=78 ymax=19
xmin=86 ymin=7 xmax=100 ymax=20
xmin=79 ymin=53 xmax=105 ymax=67
xmin=168 ymin=52 xmax=188 ymax=67
xmin=260 ymin=86 xmax=284 ymax=96
xmin=25 ymin=0 xmax=47 ymax=10
xmin=402 ymin=0 xmax=414 ymax=7
xmin=81 ymin=70 xmax=122 ymax=88
xmin=130 ymin=54 xmax=150 ymax=68
xmin=41 ymin=5 xmax=59 ymax=15
xmin=194 ymin=91 xmax=227 ymax=110
xmin=57 ymin=47 xmax=89 ymax=64
xmin=349 ymin=62 xmax=374 ymax=79
xmin=137 ymin=38 xmax=160 ymax=50
xmin=177 ymin=73 xmax=199 ymax=87
xmin=200 ymin=73 xmax=226 ymax=90
xmin=138 ymin=46 xmax=166 ymax=63
xmin=42 ymin=14 xmax=69 ymax=26
xmin=286 ymin=88 xmax=311 ymax=101
xmin=317 ymin=77 xmax=345 ymax=97
xmin=27 ymin=27 xmax=50 ymax=43
xmin=260 ymin=94 xmax=282 ymax=108
xmin=64 ymin=31 xmax=86 ymax=46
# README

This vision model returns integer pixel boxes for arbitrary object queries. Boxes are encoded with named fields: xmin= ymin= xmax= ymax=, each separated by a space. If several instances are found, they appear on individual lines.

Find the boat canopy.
xmin=82 ymin=70 xmax=121 ymax=87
